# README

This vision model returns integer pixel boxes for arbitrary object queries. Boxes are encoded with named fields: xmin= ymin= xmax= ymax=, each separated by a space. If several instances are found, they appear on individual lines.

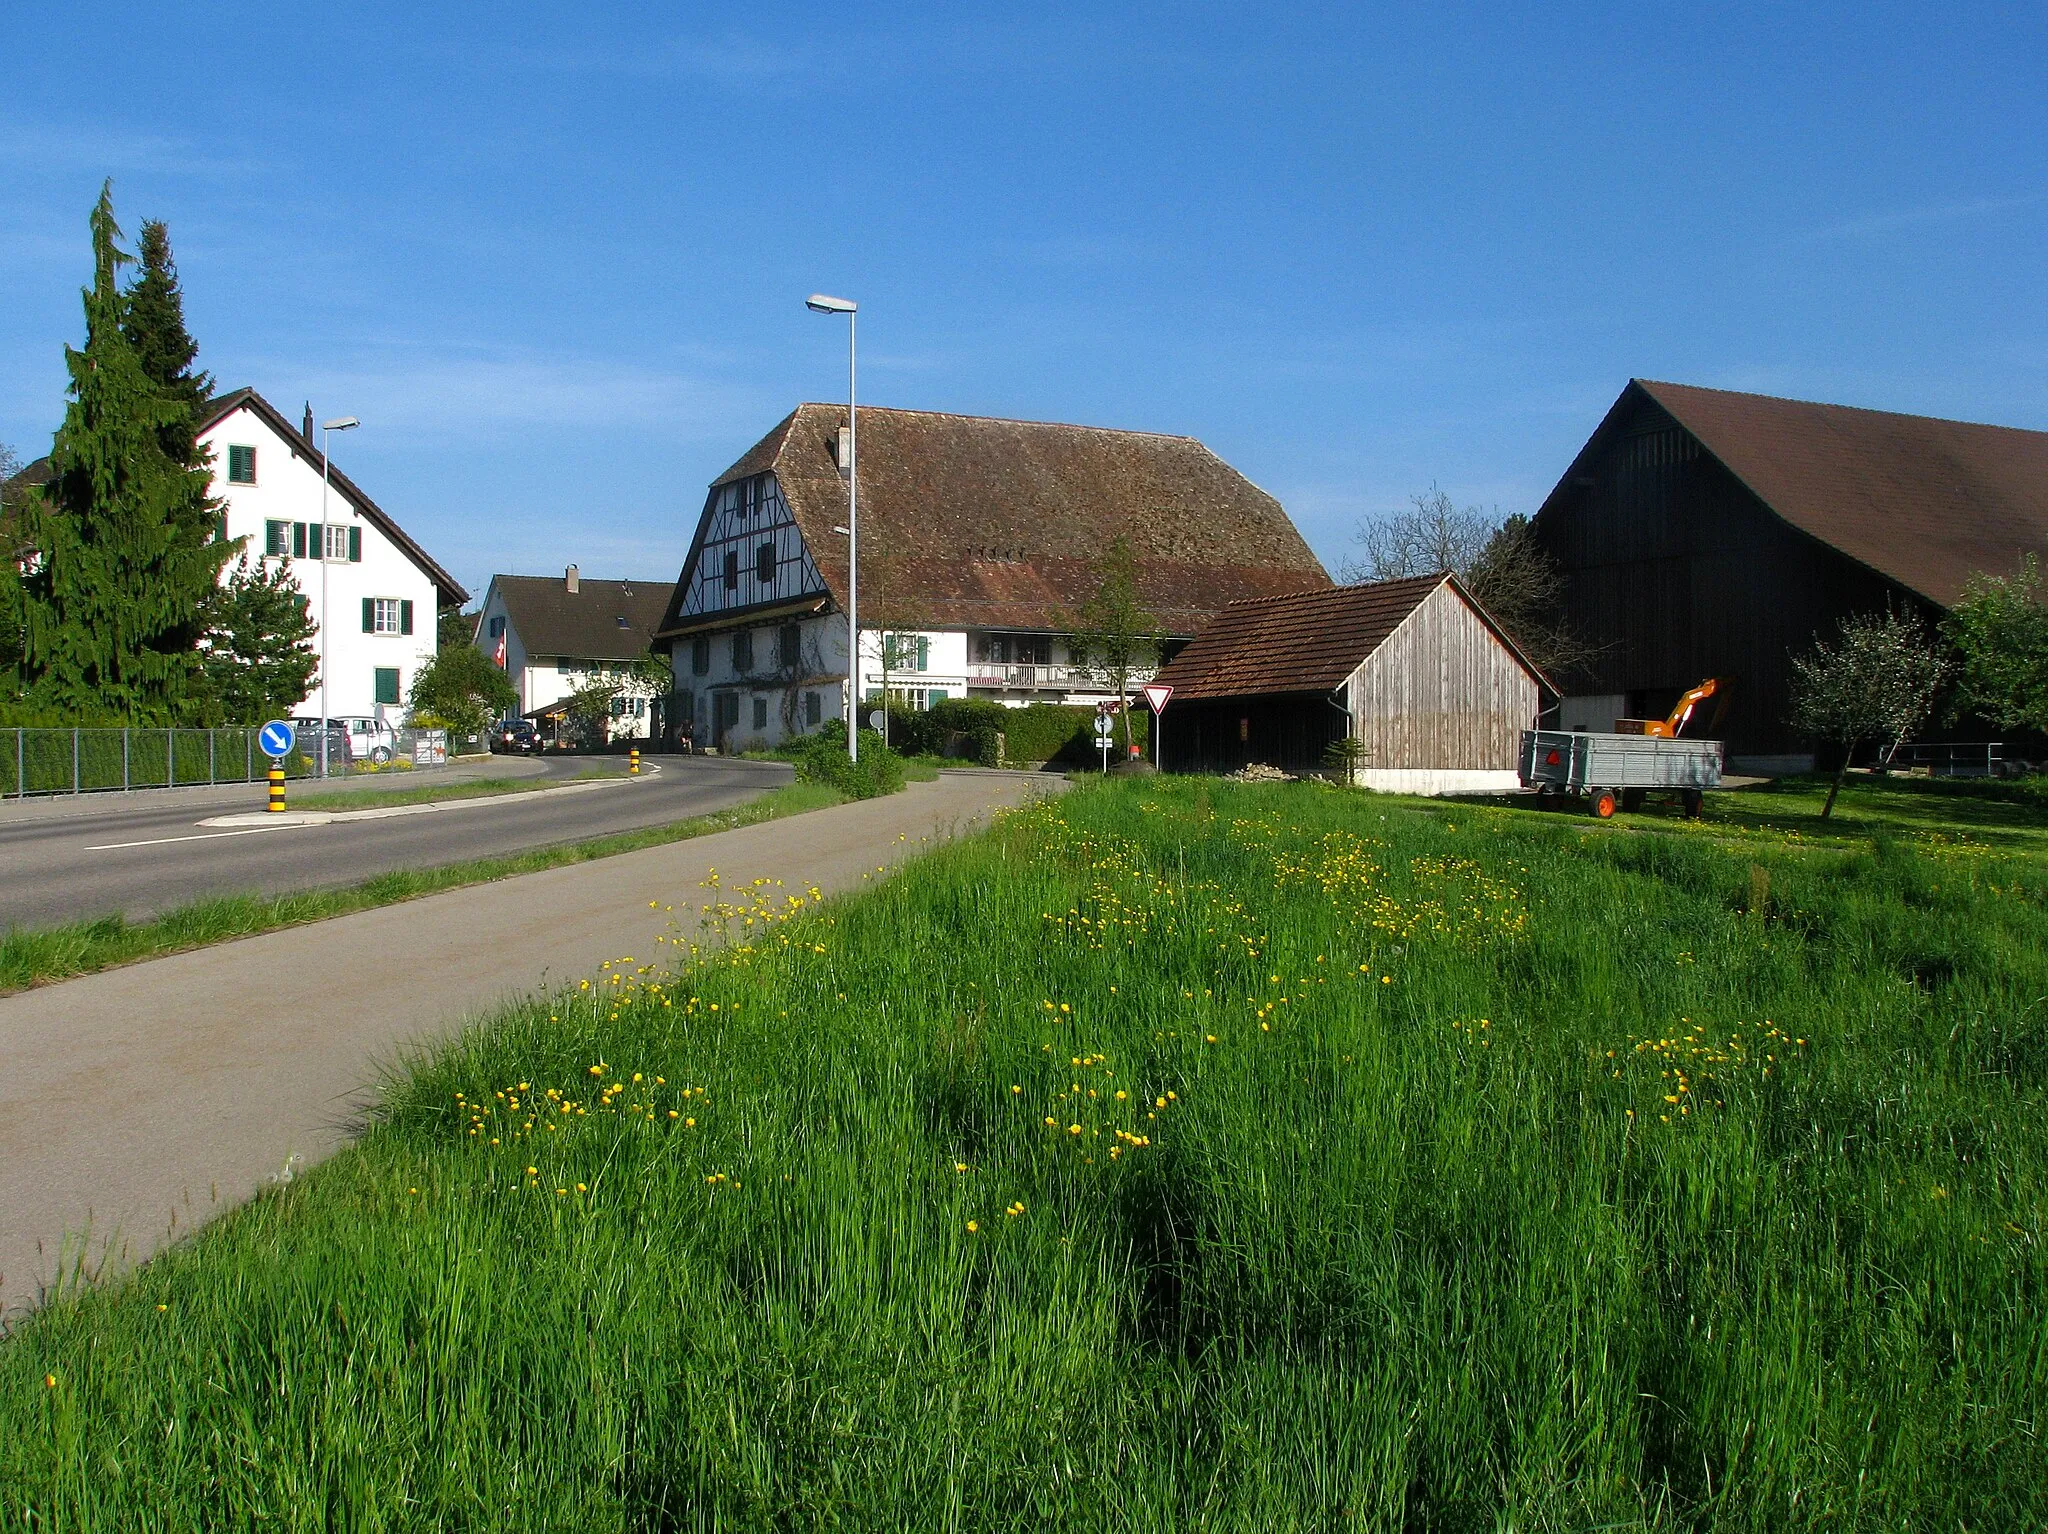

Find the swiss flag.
xmin=494 ymin=633 xmax=507 ymax=668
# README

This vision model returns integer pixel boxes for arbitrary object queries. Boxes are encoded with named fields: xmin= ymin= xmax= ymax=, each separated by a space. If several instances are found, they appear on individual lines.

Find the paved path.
xmin=0 ymin=771 xmax=1055 ymax=1319
xmin=0 ymin=755 xmax=790 ymax=929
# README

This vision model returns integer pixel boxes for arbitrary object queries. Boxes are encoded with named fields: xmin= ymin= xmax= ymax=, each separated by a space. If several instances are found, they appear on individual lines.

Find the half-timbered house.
xmin=656 ymin=404 xmax=1331 ymax=751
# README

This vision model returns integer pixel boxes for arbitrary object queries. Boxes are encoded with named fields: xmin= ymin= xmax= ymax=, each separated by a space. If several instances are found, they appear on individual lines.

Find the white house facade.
xmin=657 ymin=405 xmax=1332 ymax=752
xmin=200 ymin=389 xmax=466 ymax=718
xmin=472 ymin=569 xmax=674 ymax=743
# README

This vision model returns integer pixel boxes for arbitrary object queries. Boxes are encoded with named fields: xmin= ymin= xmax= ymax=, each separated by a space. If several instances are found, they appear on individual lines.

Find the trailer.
xmin=1518 ymin=728 xmax=1722 ymax=818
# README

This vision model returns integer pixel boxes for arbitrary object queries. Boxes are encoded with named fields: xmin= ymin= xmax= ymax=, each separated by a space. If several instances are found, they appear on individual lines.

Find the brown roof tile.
xmin=1152 ymin=574 xmax=1455 ymax=700
xmin=490 ymin=574 xmax=675 ymax=660
xmin=1629 ymin=380 xmax=2048 ymax=607
xmin=695 ymin=404 xmax=1330 ymax=635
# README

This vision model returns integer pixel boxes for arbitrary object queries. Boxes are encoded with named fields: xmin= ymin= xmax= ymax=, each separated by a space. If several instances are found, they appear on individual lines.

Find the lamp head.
xmin=805 ymin=294 xmax=857 ymax=315
xmin=322 ymin=417 xmax=359 ymax=431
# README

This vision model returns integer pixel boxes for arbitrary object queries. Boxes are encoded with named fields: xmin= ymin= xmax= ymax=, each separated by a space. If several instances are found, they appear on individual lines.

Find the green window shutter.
xmin=927 ymin=688 xmax=946 ymax=703
xmin=266 ymin=520 xmax=286 ymax=556
xmin=292 ymin=522 xmax=307 ymax=558
xmin=362 ymin=598 xmax=375 ymax=633
xmin=400 ymin=600 xmax=414 ymax=635
xmin=374 ymin=667 xmax=400 ymax=706
xmin=349 ymin=526 xmax=361 ymax=562
xmin=916 ymin=636 xmax=929 ymax=672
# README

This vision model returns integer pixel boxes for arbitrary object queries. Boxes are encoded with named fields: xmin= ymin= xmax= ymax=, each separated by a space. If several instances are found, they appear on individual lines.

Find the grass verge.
xmin=0 ymin=781 xmax=844 ymax=995
xmin=283 ymin=769 xmax=623 ymax=812
xmin=2 ymin=776 xmax=2043 ymax=1525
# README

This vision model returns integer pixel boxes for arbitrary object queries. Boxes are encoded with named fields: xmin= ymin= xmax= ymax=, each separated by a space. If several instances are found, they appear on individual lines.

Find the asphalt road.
xmin=0 ymin=754 xmax=792 ymax=930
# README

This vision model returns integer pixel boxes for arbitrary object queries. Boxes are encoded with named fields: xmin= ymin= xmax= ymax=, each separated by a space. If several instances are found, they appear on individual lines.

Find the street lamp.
xmin=318 ymin=416 xmax=359 ymax=778
xmin=805 ymin=293 xmax=858 ymax=762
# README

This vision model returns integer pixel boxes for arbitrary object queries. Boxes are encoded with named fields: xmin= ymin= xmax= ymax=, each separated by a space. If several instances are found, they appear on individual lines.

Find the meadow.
xmin=2 ymin=776 xmax=2043 ymax=1529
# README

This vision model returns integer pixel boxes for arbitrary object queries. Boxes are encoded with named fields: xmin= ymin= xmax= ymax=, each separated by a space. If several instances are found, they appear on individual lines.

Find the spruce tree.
xmin=122 ymin=217 xmax=214 ymax=471
xmin=14 ymin=183 xmax=230 ymax=722
xmin=199 ymin=554 xmax=319 ymax=723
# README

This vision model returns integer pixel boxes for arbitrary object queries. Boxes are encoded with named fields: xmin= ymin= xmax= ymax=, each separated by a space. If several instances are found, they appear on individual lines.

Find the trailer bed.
xmin=1519 ymin=729 xmax=1722 ymax=816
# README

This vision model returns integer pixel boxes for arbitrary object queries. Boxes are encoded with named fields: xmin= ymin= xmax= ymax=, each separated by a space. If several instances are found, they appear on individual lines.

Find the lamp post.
xmin=318 ymin=416 xmax=359 ymax=778
xmin=805 ymin=293 xmax=858 ymax=762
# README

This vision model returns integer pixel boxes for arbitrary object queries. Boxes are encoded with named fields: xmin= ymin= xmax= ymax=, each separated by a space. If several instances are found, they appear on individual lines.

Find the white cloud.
xmin=1793 ymin=193 xmax=2043 ymax=246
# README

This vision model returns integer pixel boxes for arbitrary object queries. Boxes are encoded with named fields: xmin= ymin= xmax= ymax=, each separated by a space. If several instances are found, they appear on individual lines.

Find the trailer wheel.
xmin=1620 ymin=788 xmax=1645 ymax=813
xmin=1591 ymin=789 xmax=1618 ymax=819
xmin=1682 ymin=789 xmax=1704 ymax=819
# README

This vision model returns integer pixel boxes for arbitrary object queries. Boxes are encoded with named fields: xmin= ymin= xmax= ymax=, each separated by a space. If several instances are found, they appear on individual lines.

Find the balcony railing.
xmin=964 ymin=662 xmax=1157 ymax=691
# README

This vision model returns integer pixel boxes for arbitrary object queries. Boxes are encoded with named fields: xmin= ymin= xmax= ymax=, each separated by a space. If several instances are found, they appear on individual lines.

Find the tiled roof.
xmin=201 ymin=388 xmax=470 ymax=606
xmin=1151 ymin=574 xmax=1458 ymax=700
xmin=490 ymin=574 xmax=675 ymax=660
xmin=680 ymin=404 xmax=1330 ymax=636
xmin=1595 ymin=381 xmax=2048 ymax=608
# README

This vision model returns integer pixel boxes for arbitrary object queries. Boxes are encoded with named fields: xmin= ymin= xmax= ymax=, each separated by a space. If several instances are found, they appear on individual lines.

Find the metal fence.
xmin=2 ymin=725 xmax=455 ymax=799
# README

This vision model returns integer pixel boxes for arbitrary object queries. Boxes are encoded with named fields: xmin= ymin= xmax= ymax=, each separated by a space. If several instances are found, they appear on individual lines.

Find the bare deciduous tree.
xmin=1345 ymin=485 xmax=1602 ymax=680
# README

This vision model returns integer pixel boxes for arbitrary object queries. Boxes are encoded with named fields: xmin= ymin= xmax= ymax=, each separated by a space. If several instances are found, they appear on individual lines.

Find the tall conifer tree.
xmin=122 ymin=217 xmax=214 ymax=471
xmin=14 ymin=183 xmax=230 ymax=721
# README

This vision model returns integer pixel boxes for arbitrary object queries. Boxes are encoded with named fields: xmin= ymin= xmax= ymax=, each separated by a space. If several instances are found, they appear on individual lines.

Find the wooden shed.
xmin=1149 ymin=573 xmax=1548 ymax=791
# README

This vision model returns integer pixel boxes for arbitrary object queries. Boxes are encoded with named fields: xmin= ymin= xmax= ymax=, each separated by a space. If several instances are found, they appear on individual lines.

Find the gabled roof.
xmin=201 ymin=388 xmax=469 ymax=606
xmin=487 ymin=574 xmax=675 ymax=661
xmin=1540 ymin=380 xmax=2048 ymax=609
xmin=662 ymin=403 xmax=1330 ymax=637
xmin=1151 ymin=573 xmax=1547 ymax=701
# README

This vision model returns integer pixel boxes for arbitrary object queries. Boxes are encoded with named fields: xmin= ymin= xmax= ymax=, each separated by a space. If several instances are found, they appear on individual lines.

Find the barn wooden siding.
xmin=1347 ymin=581 xmax=1540 ymax=769
xmin=1533 ymin=392 xmax=1926 ymax=756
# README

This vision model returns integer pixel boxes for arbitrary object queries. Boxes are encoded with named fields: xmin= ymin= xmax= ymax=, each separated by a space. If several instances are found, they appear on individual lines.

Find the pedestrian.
xmin=674 ymin=717 xmax=694 ymax=755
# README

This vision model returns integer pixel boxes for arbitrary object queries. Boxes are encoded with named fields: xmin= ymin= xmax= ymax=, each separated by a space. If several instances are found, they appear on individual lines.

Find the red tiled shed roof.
xmin=1152 ymin=574 xmax=1454 ymax=700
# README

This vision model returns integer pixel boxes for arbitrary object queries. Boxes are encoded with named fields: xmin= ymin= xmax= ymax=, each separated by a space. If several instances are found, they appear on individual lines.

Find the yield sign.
xmin=1142 ymin=683 xmax=1173 ymax=713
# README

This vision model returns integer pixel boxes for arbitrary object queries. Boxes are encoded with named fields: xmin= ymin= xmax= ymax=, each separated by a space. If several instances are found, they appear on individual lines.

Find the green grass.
xmin=3 ymin=776 xmax=2045 ymax=1528
xmin=284 ymin=768 xmax=623 ymax=811
xmin=0 ymin=782 xmax=843 ymax=995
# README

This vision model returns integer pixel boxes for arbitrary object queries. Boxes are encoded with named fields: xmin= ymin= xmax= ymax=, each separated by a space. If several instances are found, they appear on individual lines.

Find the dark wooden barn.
xmin=1150 ymin=574 xmax=1547 ymax=791
xmin=1532 ymin=381 xmax=2048 ymax=767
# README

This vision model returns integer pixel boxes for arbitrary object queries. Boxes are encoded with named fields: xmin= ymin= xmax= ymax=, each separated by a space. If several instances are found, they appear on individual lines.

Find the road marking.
xmin=86 ymin=824 xmax=320 ymax=852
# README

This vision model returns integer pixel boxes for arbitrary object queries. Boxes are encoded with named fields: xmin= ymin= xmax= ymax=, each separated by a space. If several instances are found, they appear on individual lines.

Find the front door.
xmin=714 ymin=692 xmax=740 ymax=751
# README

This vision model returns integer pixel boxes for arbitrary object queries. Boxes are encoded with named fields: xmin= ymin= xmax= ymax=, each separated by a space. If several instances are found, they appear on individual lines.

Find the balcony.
xmin=964 ymin=662 xmax=1155 ymax=692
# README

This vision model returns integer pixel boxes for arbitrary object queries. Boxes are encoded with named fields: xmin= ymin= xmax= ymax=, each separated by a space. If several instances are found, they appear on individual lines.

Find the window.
xmin=778 ymin=623 xmax=802 ymax=670
xmin=731 ymin=630 xmax=754 ymax=670
xmin=723 ymin=551 xmax=740 ymax=591
xmin=756 ymin=542 xmax=776 ymax=582
xmin=362 ymin=598 xmax=413 ymax=635
xmin=691 ymin=637 xmax=710 ymax=676
xmin=265 ymin=520 xmax=289 ymax=557
xmin=488 ymin=615 xmax=506 ymax=639
xmin=227 ymin=444 xmax=257 ymax=484
xmin=884 ymin=633 xmax=929 ymax=673
xmin=804 ymin=691 xmax=821 ymax=727
xmin=752 ymin=697 xmax=768 ymax=730
xmin=374 ymin=667 xmax=401 ymax=706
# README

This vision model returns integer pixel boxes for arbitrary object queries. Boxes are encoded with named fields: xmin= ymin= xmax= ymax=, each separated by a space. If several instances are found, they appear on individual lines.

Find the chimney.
xmin=833 ymin=425 xmax=852 ymax=470
xmin=565 ymin=563 xmax=580 ymax=594
xmin=301 ymin=403 xmax=314 ymax=445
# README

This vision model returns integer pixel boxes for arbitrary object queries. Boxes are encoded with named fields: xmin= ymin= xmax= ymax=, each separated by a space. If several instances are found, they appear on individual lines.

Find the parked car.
xmin=295 ymin=715 xmax=399 ymax=765
xmin=289 ymin=720 xmax=353 ymax=773
xmin=491 ymin=718 xmax=542 ymax=755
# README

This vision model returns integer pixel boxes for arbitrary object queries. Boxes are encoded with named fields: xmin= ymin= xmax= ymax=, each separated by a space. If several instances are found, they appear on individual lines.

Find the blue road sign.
xmin=258 ymin=719 xmax=296 ymax=759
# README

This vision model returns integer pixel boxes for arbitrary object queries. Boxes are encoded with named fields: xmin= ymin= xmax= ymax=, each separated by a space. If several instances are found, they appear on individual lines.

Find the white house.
xmin=656 ymin=404 xmax=1332 ymax=752
xmin=473 ymin=568 xmax=675 ymax=743
xmin=200 ymin=389 xmax=467 ymax=718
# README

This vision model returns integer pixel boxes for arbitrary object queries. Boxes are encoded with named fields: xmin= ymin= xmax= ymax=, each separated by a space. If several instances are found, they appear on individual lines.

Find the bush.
xmin=999 ymin=703 xmax=1148 ymax=767
xmin=784 ymin=725 xmax=906 ymax=800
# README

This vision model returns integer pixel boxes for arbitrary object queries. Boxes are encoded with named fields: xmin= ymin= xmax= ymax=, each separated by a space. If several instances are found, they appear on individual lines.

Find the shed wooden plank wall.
xmin=1347 ymin=582 xmax=1539 ymax=769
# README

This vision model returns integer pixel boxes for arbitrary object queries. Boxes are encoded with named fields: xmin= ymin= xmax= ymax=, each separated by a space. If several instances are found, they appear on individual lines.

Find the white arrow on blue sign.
xmin=258 ymin=719 xmax=296 ymax=759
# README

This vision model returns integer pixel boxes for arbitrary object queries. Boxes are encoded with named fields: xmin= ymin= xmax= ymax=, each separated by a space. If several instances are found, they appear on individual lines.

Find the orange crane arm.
xmin=1613 ymin=678 xmax=1723 ymax=737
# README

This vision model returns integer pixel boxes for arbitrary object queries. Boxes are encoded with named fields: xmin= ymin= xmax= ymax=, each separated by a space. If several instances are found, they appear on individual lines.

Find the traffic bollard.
xmin=267 ymin=764 xmax=286 ymax=813
xmin=630 ymin=748 xmax=640 ymax=775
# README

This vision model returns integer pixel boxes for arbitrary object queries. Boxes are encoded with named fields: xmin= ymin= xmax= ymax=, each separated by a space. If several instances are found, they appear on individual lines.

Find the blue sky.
xmin=4 ymin=1 xmax=2043 ymax=605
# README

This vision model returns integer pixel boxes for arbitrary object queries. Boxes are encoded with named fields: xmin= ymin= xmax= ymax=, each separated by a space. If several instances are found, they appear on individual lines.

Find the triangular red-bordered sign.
xmin=1142 ymin=683 xmax=1173 ymax=713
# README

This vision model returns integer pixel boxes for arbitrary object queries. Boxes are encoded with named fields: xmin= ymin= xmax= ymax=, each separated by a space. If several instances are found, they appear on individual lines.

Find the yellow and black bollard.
xmin=629 ymin=747 xmax=641 ymax=776
xmin=267 ymin=763 xmax=286 ymax=813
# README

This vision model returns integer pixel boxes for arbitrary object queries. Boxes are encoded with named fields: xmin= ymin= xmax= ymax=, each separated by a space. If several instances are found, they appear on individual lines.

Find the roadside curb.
xmin=198 ymin=770 xmax=654 ymax=829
